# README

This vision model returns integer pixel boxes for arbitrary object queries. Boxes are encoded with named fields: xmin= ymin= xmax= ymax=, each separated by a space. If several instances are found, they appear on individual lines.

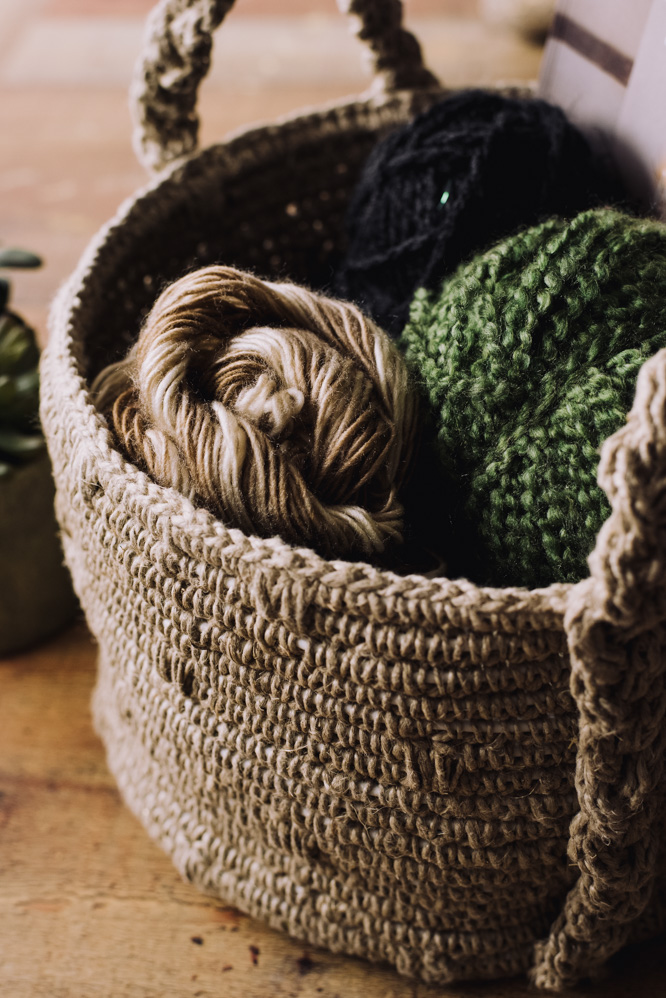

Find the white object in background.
xmin=538 ymin=0 xmax=666 ymax=217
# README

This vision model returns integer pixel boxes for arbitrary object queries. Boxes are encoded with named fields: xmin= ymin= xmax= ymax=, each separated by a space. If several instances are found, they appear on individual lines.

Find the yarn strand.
xmin=93 ymin=266 xmax=417 ymax=560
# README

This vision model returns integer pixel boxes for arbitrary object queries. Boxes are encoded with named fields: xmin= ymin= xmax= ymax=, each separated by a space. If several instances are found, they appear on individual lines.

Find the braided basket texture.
xmin=41 ymin=0 xmax=666 ymax=989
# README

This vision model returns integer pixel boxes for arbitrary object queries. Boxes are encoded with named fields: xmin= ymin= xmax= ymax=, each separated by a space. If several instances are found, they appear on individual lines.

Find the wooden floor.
xmin=1 ymin=1 xmax=664 ymax=995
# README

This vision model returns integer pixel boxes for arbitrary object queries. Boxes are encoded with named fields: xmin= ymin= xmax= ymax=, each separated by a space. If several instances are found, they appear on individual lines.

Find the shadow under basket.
xmin=40 ymin=0 xmax=666 ymax=990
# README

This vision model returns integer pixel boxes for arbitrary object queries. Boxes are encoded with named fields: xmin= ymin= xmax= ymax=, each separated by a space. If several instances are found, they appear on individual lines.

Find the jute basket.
xmin=41 ymin=0 xmax=666 ymax=988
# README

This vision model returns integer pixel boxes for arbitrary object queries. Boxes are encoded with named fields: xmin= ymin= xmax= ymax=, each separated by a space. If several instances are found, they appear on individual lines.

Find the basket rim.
xmin=42 ymin=87 xmax=572 ymax=632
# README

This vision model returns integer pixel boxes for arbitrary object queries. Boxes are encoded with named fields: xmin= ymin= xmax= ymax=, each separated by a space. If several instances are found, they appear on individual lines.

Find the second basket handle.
xmin=131 ymin=0 xmax=439 ymax=174
xmin=534 ymin=346 xmax=666 ymax=988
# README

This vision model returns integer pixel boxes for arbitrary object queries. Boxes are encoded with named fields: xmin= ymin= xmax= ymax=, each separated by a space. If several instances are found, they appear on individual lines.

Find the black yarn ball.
xmin=334 ymin=90 xmax=624 ymax=336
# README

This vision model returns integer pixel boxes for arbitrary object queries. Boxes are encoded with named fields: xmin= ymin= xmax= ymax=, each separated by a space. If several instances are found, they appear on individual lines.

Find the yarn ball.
xmin=93 ymin=266 xmax=418 ymax=561
xmin=335 ymin=89 xmax=622 ymax=337
xmin=400 ymin=208 xmax=666 ymax=589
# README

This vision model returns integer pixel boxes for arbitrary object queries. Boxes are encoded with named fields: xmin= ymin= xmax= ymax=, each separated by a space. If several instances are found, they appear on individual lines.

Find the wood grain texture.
xmin=0 ymin=622 xmax=664 ymax=998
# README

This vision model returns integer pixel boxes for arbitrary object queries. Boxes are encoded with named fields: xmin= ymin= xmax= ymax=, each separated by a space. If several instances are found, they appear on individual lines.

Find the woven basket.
xmin=41 ymin=0 xmax=666 ymax=989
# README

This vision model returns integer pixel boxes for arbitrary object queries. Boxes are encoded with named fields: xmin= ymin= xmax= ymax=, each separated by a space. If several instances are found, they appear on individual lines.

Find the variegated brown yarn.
xmin=93 ymin=265 xmax=418 ymax=560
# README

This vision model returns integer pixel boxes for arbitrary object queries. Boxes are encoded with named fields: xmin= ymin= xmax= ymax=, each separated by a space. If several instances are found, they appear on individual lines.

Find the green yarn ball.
xmin=401 ymin=208 xmax=666 ymax=588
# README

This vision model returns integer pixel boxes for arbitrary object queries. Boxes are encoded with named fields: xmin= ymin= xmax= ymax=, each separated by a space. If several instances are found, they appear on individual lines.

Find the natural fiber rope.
xmin=533 ymin=347 xmax=666 ymax=988
xmin=131 ymin=0 xmax=438 ymax=173
xmin=338 ymin=0 xmax=439 ymax=94
xmin=93 ymin=265 xmax=418 ymax=560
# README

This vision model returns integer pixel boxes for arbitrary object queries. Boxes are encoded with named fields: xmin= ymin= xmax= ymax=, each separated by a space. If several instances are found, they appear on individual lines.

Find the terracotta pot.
xmin=0 ymin=453 xmax=78 ymax=656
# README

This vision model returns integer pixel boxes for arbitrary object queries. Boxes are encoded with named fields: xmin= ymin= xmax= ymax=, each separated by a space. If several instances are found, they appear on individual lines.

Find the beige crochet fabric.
xmin=41 ymin=0 xmax=666 ymax=989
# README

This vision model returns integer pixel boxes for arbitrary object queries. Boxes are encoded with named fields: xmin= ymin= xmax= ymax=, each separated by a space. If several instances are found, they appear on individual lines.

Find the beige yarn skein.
xmin=93 ymin=266 xmax=418 ymax=560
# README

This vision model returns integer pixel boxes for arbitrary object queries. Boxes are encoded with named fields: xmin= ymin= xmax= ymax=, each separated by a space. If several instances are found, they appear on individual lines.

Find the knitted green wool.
xmin=401 ymin=208 xmax=666 ymax=588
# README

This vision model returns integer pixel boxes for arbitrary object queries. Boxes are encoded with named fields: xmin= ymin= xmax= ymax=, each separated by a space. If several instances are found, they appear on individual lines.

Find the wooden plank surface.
xmin=0 ymin=621 xmax=664 ymax=998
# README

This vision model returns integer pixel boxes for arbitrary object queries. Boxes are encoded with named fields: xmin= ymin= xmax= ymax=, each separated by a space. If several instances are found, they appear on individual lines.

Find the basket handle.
xmin=131 ymin=0 xmax=439 ymax=174
xmin=534 ymin=347 xmax=666 ymax=988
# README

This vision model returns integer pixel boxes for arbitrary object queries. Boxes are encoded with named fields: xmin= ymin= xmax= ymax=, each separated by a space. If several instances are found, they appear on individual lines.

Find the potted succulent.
xmin=0 ymin=247 xmax=77 ymax=655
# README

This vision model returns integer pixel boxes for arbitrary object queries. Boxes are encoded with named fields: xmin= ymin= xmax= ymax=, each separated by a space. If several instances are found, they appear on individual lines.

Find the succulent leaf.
xmin=0 ymin=374 xmax=14 ymax=408
xmin=0 ymin=244 xmax=44 ymax=477
xmin=0 ymin=427 xmax=44 ymax=460
xmin=0 ymin=313 xmax=39 ymax=374
xmin=0 ymin=369 xmax=40 ymax=427
xmin=0 ymin=247 xmax=42 ymax=269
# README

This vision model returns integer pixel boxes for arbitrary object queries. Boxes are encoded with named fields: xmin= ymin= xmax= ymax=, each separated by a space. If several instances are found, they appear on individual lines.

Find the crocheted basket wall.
xmin=41 ymin=0 xmax=666 ymax=989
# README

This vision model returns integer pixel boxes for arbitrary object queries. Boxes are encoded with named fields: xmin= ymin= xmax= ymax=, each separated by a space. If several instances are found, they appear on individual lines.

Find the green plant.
xmin=0 ymin=247 xmax=44 ymax=478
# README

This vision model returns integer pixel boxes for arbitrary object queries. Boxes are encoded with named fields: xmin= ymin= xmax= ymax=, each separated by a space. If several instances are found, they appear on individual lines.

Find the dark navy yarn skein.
xmin=334 ymin=90 xmax=623 ymax=336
